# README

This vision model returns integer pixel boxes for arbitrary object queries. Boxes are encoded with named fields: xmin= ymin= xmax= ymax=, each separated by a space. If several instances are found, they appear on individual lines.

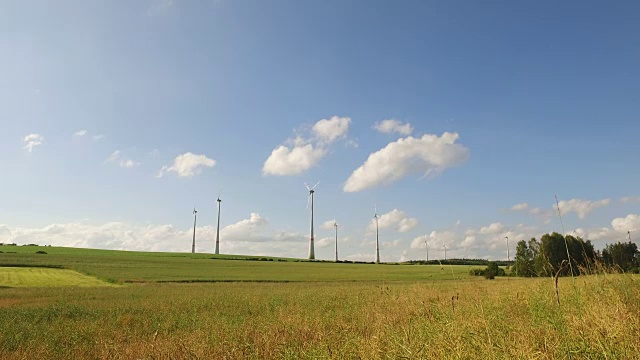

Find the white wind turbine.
xmin=334 ymin=220 xmax=338 ymax=262
xmin=215 ymin=191 xmax=222 ymax=255
xmin=374 ymin=206 xmax=380 ymax=264
xmin=191 ymin=208 xmax=197 ymax=254
xmin=305 ymin=182 xmax=320 ymax=260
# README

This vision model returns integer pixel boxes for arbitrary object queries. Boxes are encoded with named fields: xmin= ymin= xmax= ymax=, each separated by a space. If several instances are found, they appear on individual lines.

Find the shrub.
xmin=35 ymin=251 xmax=48 ymax=254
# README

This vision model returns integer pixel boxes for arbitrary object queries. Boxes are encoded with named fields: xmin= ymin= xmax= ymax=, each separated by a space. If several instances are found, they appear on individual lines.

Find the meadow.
xmin=0 ymin=245 xmax=639 ymax=359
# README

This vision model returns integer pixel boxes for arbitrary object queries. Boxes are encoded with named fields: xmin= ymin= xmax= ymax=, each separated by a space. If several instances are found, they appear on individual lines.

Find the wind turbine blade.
xmin=304 ymin=182 xmax=310 ymax=191
xmin=307 ymin=193 xmax=311 ymax=209
xmin=311 ymin=181 xmax=320 ymax=190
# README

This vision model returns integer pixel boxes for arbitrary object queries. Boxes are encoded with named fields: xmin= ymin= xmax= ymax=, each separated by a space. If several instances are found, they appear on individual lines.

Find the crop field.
xmin=1 ymin=245 xmax=639 ymax=359
xmin=0 ymin=267 xmax=114 ymax=288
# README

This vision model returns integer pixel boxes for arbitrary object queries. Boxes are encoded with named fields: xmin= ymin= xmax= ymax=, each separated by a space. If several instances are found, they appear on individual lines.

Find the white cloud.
xmin=611 ymin=214 xmax=640 ymax=233
xmin=461 ymin=236 xmax=476 ymax=248
xmin=107 ymin=150 xmax=140 ymax=169
xmin=320 ymin=220 xmax=336 ymax=230
xmin=373 ymin=119 xmax=413 ymax=135
xmin=511 ymin=203 xmax=529 ymax=211
xmin=343 ymin=132 xmax=469 ymax=192
xmin=620 ymin=196 xmax=640 ymax=204
xmin=316 ymin=237 xmax=334 ymax=248
xmin=556 ymin=198 xmax=610 ymax=219
xmin=0 ymin=215 xmax=310 ymax=257
xmin=478 ymin=222 xmax=505 ymax=235
xmin=410 ymin=230 xmax=457 ymax=250
xmin=73 ymin=130 xmax=87 ymax=137
xmin=220 ymin=213 xmax=269 ymax=241
xmin=263 ymin=116 xmax=352 ymax=176
xmin=158 ymin=152 xmax=216 ymax=177
xmin=262 ymin=143 xmax=326 ymax=176
xmin=312 ymin=116 xmax=351 ymax=143
xmin=369 ymin=209 xmax=418 ymax=233
xmin=23 ymin=133 xmax=45 ymax=152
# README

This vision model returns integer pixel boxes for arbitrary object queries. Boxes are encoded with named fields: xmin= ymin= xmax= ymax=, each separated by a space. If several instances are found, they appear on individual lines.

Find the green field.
xmin=0 ymin=245 xmax=476 ymax=283
xmin=1 ymin=245 xmax=639 ymax=359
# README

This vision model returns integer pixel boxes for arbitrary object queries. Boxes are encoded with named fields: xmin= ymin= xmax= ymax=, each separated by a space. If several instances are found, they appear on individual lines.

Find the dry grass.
xmin=1 ymin=274 xmax=638 ymax=359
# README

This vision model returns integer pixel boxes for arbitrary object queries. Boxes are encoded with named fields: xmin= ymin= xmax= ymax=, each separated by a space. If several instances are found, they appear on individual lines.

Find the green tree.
xmin=514 ymin=240 xmax=535 ymax=277
xmin=602 ymin=242 xmax=639 ymax=272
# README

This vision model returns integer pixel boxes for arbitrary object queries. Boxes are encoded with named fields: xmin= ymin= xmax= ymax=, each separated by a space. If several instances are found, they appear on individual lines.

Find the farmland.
xmin=1 ymin=245 xmax=639 ymax=359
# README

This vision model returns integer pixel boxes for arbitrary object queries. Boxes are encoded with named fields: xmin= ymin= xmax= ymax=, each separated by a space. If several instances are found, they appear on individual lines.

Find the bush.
xmin=35 ymin=251 xmax=48 ymax=254
xmin=469 ymin=268 xmax=484 ymax=276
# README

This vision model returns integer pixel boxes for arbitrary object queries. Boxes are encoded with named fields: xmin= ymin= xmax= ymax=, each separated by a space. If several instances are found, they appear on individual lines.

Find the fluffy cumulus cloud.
xmin=263 ymin=116 xmax=352 ymax=176
xmin=73 ymin=130 xmax=87 ymax=137
xmin=107 ymin=150 xmax=140 ymax=168
xmin=343 ymin=132 xmax=469 ymax=192
xmin=373 ymin=119 xmax=413 ymax=135
xmin=220 ymin=213 xmax=269 ymax=241
xmin=312 ymin=116 xmax=351 ymax=143
xmin=556 ymin=198 xmax=610 ymax=219
xmin=369 ymin=209 xmax=418 ymax=233
xmin=158 ymin=152 xmax=216 ymax=177
xmin=262 ymin=141 xmax=326 ymax=176
xmin=611 ymin=214 xmax=640 ymax=233
xmin=23 ymin=133 xmax=45 ymax=152
xmin=478 ymin=222 xmax=505 ymax=235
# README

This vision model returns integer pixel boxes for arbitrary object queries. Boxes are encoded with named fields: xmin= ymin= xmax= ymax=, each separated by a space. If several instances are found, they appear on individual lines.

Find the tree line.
xmin=513 ymin=232 xmax=639 ymax=277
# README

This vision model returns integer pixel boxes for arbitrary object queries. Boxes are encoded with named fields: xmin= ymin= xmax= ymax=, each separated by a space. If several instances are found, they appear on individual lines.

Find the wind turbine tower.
xmin=628 ymin=231 xmax=632 ymax=242
xmin=505 ymin=236 xmax=510 ymax=262
xmin=443 ymin=244 xmax=447 ymax=261
xmin=334 ymin=220 xmax=338 ymax=262
xmin=215 ymin=194 xmax=221 ymax=255
xmin=424 ymin=239 xmax=429 ymax=262
xmin=305 ymin=182 xmax=319 ymax=260
xmin=374 ymin=207 xmax=380 ymax=264
xmin=191 ymin=208 xmax=197 ymax=254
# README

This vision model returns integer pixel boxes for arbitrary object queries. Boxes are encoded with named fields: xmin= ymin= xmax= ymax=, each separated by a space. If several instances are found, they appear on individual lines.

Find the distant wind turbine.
xmin=443 ymin=244 xmax=447 ymax=261
xmin=191 ymin=208 xmax=197 ymax=254
xmin=505 ymin=236 xmax=510 ymax=262
xmin=215 ymin=192 xmax=222 ymax=255
xmin=334 ymin=220 xmax=338 ymax=262
xmin=424 ymin=239 xmax=429 ymax=262
xmin=374 ymin=206 xmax=380 ymax=264
xmin=305 ymin=182 xmax=319 ymax=260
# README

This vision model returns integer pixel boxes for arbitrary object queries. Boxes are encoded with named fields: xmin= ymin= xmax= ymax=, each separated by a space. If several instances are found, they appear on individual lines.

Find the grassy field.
xmin=0 ymin=245 xmax=476 ymax=283
xmin=0 ymin=267 xmax=114 ymax=287
xmin=1 ymin=245 xmax=639 ymax=359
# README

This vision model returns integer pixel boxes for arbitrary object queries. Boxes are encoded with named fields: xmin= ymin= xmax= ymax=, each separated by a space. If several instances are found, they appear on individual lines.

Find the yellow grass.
xmin=0 ymin=267 xmax=115 ymax=287
xmin=0 ymin=274 xmax=638 ymax=359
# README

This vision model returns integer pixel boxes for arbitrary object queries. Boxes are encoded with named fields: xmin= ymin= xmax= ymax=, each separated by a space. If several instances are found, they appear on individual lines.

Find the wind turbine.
xmin=628 ymin=231 xmax=632 ymax=242
xmin=334 ymin=220 xmax=338 ymax=262
xmin=424 ymin=239 xmax=429 ymax=262
xmin=443 ymin=244 xmax=447 ymax=261
xmin=374 ymin=206 xmax=380 ymax=264
xmin=505 ymin=236 xmax=510 ymax=262
xmin=215 ymin=192 xmax=222 ymax=255
xmin=305 ymin=182 xmax=319 ymax=260
xmin=191 ymin=208 xmax=197 ymax=254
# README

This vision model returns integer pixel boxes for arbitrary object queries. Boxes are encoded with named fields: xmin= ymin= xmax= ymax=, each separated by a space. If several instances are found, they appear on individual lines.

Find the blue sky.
xmin=2 ymin=0 xmax=639 ymax=261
